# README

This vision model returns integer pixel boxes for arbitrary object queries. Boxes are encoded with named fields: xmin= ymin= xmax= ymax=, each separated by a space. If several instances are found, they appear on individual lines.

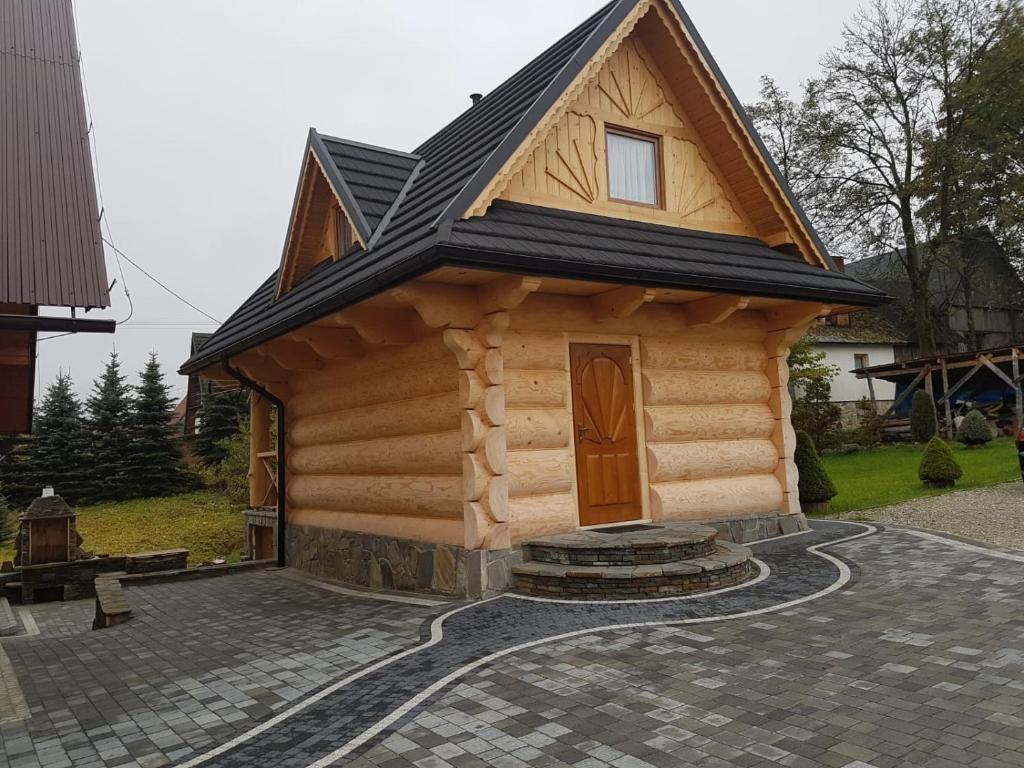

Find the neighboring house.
xmin=180 ymin=0 xmax=887 ymax=596
xmin=0 ymin=0 xmax=114 ymax=435
xmin=182 ymin=332 xmax=214 ymax=436
xmin=846 ymin=232 xmax=1024 ymax=359
xmin=805 ymin=310 xmax=905 ymax=425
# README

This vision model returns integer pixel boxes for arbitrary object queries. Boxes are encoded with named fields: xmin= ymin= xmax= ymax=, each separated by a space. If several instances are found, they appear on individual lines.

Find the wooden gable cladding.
xmin=277 ymin=151 xmax=362 ymax=297
xmin=474 ymin=0 xmax=826 ymax=266
xmin=495 ymin=34 xmax=751 ymax=237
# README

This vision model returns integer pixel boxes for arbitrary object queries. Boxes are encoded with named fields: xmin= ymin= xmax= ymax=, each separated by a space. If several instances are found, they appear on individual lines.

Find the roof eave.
xmin=434 ymin=243 xmax=891 ymax=308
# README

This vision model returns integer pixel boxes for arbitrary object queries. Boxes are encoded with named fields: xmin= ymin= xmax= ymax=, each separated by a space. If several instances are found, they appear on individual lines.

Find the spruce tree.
xmin=910 ymin=391 xmax=938 ymax=443
xmin=192 ymin=387 xmax=248 ymax=467
xmin=794 ymin=430 xmax=838 ymax=511
xmin=125 ymin=353 xmax=185 ymax=497
xmin=84 ymin=352 xmax=134 ymax=502
xmin=28 ymin=372 xmax=91 ymax=503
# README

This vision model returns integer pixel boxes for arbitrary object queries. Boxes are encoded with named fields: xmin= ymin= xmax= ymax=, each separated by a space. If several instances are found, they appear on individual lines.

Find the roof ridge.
xmin=316 ymin=132 xmax=422 ymax=162
xmin=410 ymin=0 xmax=623 ymax=159
xmin=428 ymin=0 xmax=637 ymax=230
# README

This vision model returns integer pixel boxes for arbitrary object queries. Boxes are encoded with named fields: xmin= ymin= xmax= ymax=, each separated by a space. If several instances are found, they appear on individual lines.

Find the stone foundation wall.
xmin=286 ymin=523 xmax=521 ymax=598
xmin=703 ymin=512 xmax=808 ymax=544
xmin=836 ymin=399 xmax=894 ymax=430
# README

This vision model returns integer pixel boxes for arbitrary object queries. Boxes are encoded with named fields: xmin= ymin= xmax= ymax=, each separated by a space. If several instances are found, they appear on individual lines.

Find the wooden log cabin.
xmin=181 ymin=0 xmax=888 ymax=596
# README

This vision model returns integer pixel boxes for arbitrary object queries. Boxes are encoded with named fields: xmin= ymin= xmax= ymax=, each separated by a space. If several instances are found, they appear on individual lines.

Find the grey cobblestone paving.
xmin=0 ymin=571 xmax=437 ymax=768
xmin=359 ymin=527 xmax=1024 ymax=768
xmin=4 ymin=521 xmax=1024 ymax=768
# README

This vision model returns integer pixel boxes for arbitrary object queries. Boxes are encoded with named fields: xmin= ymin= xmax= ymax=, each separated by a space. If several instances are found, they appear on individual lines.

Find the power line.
xmin=102 ymin=238 xmax=222 ymax=323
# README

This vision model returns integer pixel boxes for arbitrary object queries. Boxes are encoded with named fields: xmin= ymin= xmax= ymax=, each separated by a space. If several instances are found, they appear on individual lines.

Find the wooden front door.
xmin=569 ymin=343 xmax=643 ymax=526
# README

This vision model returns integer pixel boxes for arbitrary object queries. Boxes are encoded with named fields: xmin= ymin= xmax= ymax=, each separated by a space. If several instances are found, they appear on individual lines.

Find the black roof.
xmin=181 ymin=0 xmax=888 ymax=375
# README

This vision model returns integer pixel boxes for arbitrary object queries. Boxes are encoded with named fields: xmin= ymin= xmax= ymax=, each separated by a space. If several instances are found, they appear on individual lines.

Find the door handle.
xmin=576 ymin=424 xmax=590 ymax=441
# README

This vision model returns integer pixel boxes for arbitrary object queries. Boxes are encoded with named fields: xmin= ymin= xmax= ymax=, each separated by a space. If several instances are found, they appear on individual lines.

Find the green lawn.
xmin=1 ymin=490 xmax=245 ymax=566
xmin=822 ymin=436 xmax=1021 ymax=513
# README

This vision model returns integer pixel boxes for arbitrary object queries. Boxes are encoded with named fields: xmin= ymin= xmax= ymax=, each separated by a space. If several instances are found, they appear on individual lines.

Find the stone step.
xmin=512 ymin=541 xmax=754 ymax=599
xmin=523 ymin=524 xmax=718 ymax=566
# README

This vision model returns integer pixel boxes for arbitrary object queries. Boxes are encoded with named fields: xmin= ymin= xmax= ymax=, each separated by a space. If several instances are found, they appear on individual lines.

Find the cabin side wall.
xmin=504 ymin=293 xmax=790 ymax=540
xmin=282 ymin=332 xmax=471 ymax=593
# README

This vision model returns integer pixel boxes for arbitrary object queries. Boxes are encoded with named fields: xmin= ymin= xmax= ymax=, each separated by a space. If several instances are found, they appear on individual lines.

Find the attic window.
xmin=606 ymin=127 xmax=660 ymax=206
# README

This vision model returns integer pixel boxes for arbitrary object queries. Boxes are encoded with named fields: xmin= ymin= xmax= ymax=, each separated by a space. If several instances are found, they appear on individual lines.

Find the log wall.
xmin=505 ymin=294 xmax=786 ymax=539
xmin=285 ymin=333 xmax=464 ymax=546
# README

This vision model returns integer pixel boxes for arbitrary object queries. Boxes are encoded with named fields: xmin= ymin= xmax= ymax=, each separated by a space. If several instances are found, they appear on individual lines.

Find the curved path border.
xmin=177 ymin=519 xmax=876 ymax=768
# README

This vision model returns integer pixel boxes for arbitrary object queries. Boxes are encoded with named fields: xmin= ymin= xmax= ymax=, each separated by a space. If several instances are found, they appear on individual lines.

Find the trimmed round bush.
xmin=956 ymin=409 xmax=992 ymax=447
xmin=910 ymin=390 xmax=937 ymax=443
xmin=918 ymin=437 xmax=963 ymax=487
xmin=795 ymin=430 xmax=837 ymax=510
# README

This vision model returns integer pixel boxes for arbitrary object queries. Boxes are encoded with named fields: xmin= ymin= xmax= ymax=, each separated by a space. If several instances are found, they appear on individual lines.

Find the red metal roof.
xmin=1 ymin=0 xmax=110 ymax=309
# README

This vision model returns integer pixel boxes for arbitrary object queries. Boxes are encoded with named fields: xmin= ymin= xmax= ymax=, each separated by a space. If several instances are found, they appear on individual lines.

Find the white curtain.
xmin=607 ymin=132 xmax=657 ymax=205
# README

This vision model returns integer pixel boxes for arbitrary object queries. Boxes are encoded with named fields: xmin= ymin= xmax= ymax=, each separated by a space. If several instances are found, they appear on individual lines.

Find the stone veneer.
xmin=704 ymin=511 xmax=809 ymax=544
xmin=284 ymin=515 xmax=806 ymax=598
xmin=285 ymin=524 xmax=522 ymax=598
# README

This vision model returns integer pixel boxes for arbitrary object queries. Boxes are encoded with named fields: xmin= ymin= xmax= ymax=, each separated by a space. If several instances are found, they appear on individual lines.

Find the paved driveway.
xmin=3 ymin=521 xmax=1024 ymax=768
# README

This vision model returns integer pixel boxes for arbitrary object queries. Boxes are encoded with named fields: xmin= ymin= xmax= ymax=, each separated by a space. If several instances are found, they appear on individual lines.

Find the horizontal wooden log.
xmin=646 ymin=439 xmax=779 ymax=483
xmin=289 ymin=391 xmax=460 ymax=447
xmin=509 ymin=295 xmax=766 ymax=340
xmin=478 ymin=428 xmax=507 ymax=475
xmin=509 ymin=492 xmax=579 ymax=541
xmin=770 ymin=420 xmax=798 ymax=459
xmin=290 ymin=333 xmax=451 ymax=393
xmin=504 ymin=369 xmax=566 ymax=408
xmin=289 ymin=508 xmax=463 ymax=546
xmin=481 ymin=474 xmax=509 ymax=522
xmin=288 ymin=474 xmax=461 ymax=518
xmin=644 ymin=404 xmax=775 ymax=442
xmin=506 ymin=409 xmax=571 ymax=450
xmin=508 ymin=449 xmax=573 ymax=497
xmin=503 ymin=331 xmax=566 ymax=370
xmin=290 ymin=360 xmax=457 ymax=418
xmin=464 ymin=502 xmax=495 ymax=549
xmin=650 ymin=474 xmax=783 ymax=520
xmin=642 ymin=370 xmax=770 ymax=406
xmin=289 ymin=431 xmax=461 ymax=475
xmin=640 ymin=338 xmax=767 ymax=372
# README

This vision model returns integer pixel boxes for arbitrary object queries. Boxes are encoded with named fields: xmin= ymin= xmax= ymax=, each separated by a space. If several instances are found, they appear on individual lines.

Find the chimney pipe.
xmin=470 ymin=93 xmax=483 ymax=105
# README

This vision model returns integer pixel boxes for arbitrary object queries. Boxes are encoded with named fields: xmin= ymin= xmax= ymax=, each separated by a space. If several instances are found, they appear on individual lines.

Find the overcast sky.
xmin=40 ymin=0 xmax=863 ymax=402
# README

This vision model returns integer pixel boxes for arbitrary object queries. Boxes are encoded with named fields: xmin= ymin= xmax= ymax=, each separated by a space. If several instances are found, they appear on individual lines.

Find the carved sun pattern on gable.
xmin=494 ymin=30 xmax=750 ymax=235
xmin=543 ymin=112 xmax=599 ymax=203
xmin=668 ymin=138 xmax=743 ymax=223
xmin=598 ymin=38 xmax=667 ymax=122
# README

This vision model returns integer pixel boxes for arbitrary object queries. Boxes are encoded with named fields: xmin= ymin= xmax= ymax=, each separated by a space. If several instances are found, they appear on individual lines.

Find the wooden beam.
xmin=335 ymin=306 xmax=417 ymax=345
xmin=289 ymin=327 xmax=365 ymax=359
xmin=1014 ymin=348 xmax=1023 ymax=428
xmin=262 ymin=337 xmax=323 ymax=371
xmin=390 ymin=282 xmax=483 ymax=329
xmin=937 ymin=361 xmax=983 ymax=405
xmin=764 ymin=302 xmax=830 ymax=332
xmin=478 ymin=275 xmax=542 ymax=313
xmin=232 ymin=350 xmax=289 ymax=384
xmin=978 ymin=353 xmax=1016 ymax=389
xmin=590 ymin=286 xmax=655 ymax=321
xmin=941 ymin=357 xmax=953 ymax=438
xmin=882 ymin=365 xmax=931 ymax=419
xmin=683 ymin=294 xmax=749 ymax=327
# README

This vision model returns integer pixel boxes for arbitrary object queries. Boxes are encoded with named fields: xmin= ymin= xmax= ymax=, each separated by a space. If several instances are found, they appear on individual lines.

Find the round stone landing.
xmin=512 ymin=523 xmax=755 ymax=600
xmin=524 ymin=524 xmax=719 ymax=566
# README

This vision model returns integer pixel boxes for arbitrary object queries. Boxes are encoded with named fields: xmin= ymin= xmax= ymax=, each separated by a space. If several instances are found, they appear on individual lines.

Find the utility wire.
xmin=102 ymin=238 xmax=222 ymax=323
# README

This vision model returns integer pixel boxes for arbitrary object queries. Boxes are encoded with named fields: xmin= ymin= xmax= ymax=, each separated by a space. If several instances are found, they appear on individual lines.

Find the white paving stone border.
xmin=901 ymin=528 xmax=1024 ymax=563
xmin=173 ymin=522 xmax=875 ymax=768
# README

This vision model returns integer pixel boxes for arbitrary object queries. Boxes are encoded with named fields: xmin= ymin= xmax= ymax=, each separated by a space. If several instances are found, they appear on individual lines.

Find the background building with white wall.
xmin=806 ymin=311 xmax=905 ymax=426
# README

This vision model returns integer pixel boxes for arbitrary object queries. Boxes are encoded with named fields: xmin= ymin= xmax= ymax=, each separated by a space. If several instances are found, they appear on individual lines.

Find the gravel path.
xmin=844 ymin=481 xmax=1024 ymax=549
